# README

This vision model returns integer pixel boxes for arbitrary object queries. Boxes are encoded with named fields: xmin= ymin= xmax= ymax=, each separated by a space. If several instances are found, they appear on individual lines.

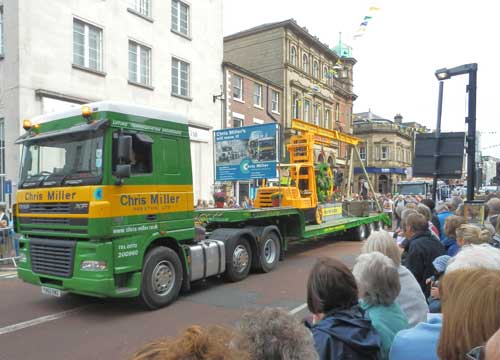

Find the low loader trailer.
xmin=14 ymin=102 xmax=389 ymax=309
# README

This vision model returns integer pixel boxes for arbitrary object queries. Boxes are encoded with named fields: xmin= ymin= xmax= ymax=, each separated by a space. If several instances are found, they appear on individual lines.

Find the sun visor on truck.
xmin=15 ymin=119 xmax=109 ymax=144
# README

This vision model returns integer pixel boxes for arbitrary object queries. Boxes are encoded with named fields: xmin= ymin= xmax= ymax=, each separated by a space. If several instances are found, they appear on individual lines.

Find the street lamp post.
xmin=435 ymin=63 xmax=478 ymax=202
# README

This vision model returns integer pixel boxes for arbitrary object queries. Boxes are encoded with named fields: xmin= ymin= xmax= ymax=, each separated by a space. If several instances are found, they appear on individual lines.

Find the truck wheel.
xmin=140 ymin=247 xmax=183 ymax=310
xmin=351 ymin=225 xmax=367 ymax=241
xmin=258 ymin=232 xmax=280 ymax=273
xmin=224 ymin=237 xmax=252 ymax=282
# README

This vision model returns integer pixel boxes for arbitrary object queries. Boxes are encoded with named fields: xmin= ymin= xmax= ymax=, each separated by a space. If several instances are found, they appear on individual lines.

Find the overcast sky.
xmin=223 ymin=0 xmax=499 ymax=158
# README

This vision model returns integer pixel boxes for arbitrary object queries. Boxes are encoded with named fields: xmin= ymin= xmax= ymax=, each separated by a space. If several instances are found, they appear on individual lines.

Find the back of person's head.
xmin=416 ymin=204 xmax=432 ymax=222
xmin=400 ymin=208 xmax=418 ymax=229
xmin=405 ymin=213 xmax=428 ymax=234
xmin=455 ymin=203 xmax=465 ymax=216
xmin=237 ymin=307 xmax=317 ymax=360
xmin=405 ymin=202 xmax=417 ymax=209
xmin=449 ymin=196 xmax=463 ymax=212
xmin=352 ymin=252 xmax=400 ymax=306
xmin=456 ymin=224 xmax=490 ymax=245
xmin=421 ymin=199 xmax=436 ymax=212
xmin=444 ymin=215 xmax=466 ymax=239
xmin=487 ymin=197 xmax=500 ymax=216
xmin=436 ymin=203 xmax=450 ymax=214
xmin=438 ymin=268 xmax=500 ymax=360
xmin=130 ymin=325 xmax=250 ymax=360
xmin=362 ymin=230 xmax=402 ymax=266
xmin=446 ymin=244 xmax=500 ymax=273
xmin=307 ymin=257 xmax=358 ymax=315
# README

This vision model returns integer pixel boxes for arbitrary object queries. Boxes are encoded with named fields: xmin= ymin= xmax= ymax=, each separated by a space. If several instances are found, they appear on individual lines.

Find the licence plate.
xmin=41 ymin=286 xmax=63 ymax=298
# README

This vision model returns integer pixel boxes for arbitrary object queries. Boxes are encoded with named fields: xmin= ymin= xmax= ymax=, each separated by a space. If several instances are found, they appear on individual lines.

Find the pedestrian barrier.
xmin=0 ymin=226 xmax=19 ymax=268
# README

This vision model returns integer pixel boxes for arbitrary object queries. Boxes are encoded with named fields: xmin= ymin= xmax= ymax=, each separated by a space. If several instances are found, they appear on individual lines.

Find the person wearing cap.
xmin=426 ymin=255 xmax=451 ymax=313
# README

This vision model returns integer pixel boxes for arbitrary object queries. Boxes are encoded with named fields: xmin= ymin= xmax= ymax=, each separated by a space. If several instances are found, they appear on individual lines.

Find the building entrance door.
xmin=378 ymin=175 xmax=389 ymax=194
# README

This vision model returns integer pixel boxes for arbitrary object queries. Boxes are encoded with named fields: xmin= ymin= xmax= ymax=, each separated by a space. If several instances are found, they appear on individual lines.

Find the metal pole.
xmin=466 ymin=67 xmax=477 ymax=202
xmin=432 ymin=81 xmax=444 ymax=202
xmin=354 ymin=146 xmax=382 ymax=212
xmin=346 ymin=146 xmax=354 ymax=198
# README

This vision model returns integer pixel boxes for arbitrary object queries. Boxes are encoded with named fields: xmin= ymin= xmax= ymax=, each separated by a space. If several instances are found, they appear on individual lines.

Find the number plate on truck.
xmin=41 ymin=286 xmax=63 ymax=298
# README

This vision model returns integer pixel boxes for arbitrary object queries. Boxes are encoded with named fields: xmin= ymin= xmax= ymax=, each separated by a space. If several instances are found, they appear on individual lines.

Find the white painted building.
xmin=0 ymin=0 xmax=223 ymax=204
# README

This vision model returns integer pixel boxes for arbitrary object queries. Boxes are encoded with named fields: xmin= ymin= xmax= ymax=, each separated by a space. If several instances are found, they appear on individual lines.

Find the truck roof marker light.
xmin=82 ymin=105 xmax=92 ymax=119
xmin=32 ymin=123 xmax=41 ymax=133
xmin=23 ymin=119 xmax=32 ymax=131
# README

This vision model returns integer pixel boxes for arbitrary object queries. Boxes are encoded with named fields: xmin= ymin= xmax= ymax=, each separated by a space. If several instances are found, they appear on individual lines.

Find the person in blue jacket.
xmin=306 ymin=257 xmax=381 ymax=360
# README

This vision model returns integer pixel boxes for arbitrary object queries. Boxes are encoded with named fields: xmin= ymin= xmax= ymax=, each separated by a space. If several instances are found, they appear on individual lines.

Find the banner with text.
xmin=214 ymin=123 xmax=279 ymax=181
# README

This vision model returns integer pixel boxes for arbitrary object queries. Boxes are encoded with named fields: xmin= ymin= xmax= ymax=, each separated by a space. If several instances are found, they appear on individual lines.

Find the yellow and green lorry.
xmin=14 ymin=102 xmax=389 ymax=309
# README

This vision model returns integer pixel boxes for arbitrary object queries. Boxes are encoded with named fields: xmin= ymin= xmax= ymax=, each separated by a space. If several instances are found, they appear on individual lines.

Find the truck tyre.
xmin=224 ymin=237 xmax=252 ymax=282
xmin=258 ymin=232 xmax=280 ymax=273
xmin=351 ymin=225 xmax=367 ymax=241
xmin=367 ymin=222 xmax=375 ymax=236
xmin=140 ymin=247 xmax=183 ymax=310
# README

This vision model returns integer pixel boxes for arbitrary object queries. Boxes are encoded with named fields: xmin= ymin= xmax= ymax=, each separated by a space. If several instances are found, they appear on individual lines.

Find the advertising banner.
xmin=214 ymin=123 xmax=279 ymax=181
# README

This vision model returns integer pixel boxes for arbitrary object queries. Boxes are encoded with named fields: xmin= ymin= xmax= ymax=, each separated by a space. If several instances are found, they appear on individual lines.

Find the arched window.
xmin=313 ymin=60 xmax=319 ymax=78
xmin=323 ymin=66 xmax=328 ymax=80
xmin=302 ymin=54 xmax=309 ymax=73
xmin=290 ymin=46 xmax=297 ymax=66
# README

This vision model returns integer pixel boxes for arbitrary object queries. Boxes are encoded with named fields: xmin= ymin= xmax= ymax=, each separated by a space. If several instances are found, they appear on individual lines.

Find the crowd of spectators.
xmin=131 ymin=192 xmax=500 ymax=360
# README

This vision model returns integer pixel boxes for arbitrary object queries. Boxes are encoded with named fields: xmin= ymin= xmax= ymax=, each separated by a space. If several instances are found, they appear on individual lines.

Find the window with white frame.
xmin=359 ymin=145 xmax=366 ymax=161
xmin=253 ymin=83 xmax=262 ymax=107
xmin=381 ymin=146 xmax=389 ymax=160
xmin=313 ymin=60 xmax=319 ymax=78
xmin=233 ymin=75 xmax=243 ymax=101
xmin=73 ymin=19 xmax=103 ymax=72
xmin=314 ymin=103 xmax=321 ymax=126
xmin=128 ymin=41 xmax=151 ymax=86
xmin=335 ymin=103 xmax=340 ymax=123
xmin=171 ymin=58 xmax=190 ymax=97
xmin=271 ymin=90 xmax=279 ymax=113
xmin=324 ymin=108 xmax=331 ymax=129
xmin=0 ymin=7 xmax=3 ymax=56
xmin=302 ymin=54 xmax=309 ymax=73
xmin=171 ymin=0 xmax=189 ymax=36
xmin=290 ymin=46 xmax=297 ymax=66
xmin=130 ymin=0 xmax=151 ymax=17
xmin=304 ymin=100 xmax=311 ymax=122
xmin=233 ymin=117 xmax=243 ymax=128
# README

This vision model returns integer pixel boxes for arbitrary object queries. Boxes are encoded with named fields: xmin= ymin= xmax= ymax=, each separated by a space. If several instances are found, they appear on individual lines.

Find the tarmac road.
xmin=0 ymin=237 xmax=362 ymax=360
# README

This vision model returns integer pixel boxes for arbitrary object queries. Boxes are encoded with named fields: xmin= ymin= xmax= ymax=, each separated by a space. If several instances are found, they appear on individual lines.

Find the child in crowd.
xmin=426 ymin=255 xmax=450 ymax=313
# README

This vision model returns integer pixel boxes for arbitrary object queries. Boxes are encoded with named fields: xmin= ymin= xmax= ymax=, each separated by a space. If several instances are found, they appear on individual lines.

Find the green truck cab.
xmin=14 ymin=101 xmax=389 ymax=309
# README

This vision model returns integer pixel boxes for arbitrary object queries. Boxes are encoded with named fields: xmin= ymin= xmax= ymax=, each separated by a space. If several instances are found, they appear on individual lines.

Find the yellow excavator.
xmin=254 ymin=119 xmax=361 ymax=224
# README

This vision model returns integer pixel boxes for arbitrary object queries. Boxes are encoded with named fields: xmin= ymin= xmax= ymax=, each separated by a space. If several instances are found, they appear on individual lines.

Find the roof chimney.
xmin=394 ymin=113 xmax=403 ymax=124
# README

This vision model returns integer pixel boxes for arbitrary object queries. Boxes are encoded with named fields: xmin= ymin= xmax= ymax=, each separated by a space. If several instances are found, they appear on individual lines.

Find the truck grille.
xmin=30 ymin=238 xmax=76 ymax=278
xmin=18 ymin=202 xmax=89 ymax=215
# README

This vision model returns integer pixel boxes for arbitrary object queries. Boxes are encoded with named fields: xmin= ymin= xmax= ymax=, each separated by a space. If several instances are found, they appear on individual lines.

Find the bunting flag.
xmin=353 ymin=4 xmax=381 ymax=40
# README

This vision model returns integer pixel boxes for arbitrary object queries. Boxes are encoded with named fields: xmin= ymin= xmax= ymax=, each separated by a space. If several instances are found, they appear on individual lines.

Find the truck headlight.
xmin=19 ymin=252 xmax=27 ymax=263
xmin=80 ymin=260 xmax=107 ymax=271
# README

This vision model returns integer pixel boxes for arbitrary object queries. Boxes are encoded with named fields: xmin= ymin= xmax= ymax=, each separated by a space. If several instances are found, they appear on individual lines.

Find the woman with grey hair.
xmin=362 ymin=230 xmax=428 ymax=327
xmin=237 ymin=307 xmax=318 ymax=360
xmin=416 ymin=204 xmax=440 ymax=241
xmin=353 ymin=252 xmax=409 ymax=360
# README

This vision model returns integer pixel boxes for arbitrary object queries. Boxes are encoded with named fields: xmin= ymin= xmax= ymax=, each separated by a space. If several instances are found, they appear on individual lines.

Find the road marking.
xmin=0 ymin=272 xmax=17 ymax=279
xmin=0 ymin=306 xmax=89 ymax=336
xmin=289 ymin=303 xmax=308 ymax=315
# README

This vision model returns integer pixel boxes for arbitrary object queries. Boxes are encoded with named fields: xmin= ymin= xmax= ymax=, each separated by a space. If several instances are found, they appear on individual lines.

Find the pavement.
xmin=0 ymin=237 xmax=363 ymax=360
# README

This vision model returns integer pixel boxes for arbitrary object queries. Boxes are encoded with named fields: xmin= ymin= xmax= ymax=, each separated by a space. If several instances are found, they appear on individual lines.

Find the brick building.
xmin=223 ymin=62 xmax=282 ymax=128
xmin=224 ymin=19 xmax=356 ymax=182
xmin=220 ymin=62 xmax=282 ymax=203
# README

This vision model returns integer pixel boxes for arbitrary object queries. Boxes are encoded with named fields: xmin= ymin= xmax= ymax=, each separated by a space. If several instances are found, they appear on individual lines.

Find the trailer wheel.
xmin=351 ymin=225 xmax=367 ymax=241
xmin=224 ymin=237 xmax=252 ymax=282
xmin=367 ymin=222 xmax=375 ymax=236
xmin=314 ymin=207 xmax=323 ymax=225
xmin=139 ymin=247 xmax=183 ymax=310
xmin=258 ymin=232 xmax=281 ymax=273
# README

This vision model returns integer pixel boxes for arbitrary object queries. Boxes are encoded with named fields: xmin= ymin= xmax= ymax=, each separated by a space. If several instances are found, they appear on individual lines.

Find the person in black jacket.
xmin=306 ymin=257 xmax=381 ymax=360
xmin=402 ymin=213 xmax=446 ymax=297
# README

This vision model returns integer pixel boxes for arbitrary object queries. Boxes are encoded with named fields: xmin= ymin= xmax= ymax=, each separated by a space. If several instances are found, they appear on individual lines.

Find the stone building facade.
xmin=224 ymin=19 xmax=356 ymax=183
xmin=352 ymin=112 xmax=420 ymax=194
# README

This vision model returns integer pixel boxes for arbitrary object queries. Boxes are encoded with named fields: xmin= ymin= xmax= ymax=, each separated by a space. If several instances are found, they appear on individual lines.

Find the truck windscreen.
xmin=398 ymin=184 xmax=426 ymax=195
xmin=19 ymin=130 xmax=104 ymax=188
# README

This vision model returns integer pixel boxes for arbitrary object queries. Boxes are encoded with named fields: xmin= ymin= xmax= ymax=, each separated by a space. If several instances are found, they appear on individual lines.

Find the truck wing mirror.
xmin=115 ymin=164 xmax=131 ymax=182
xmin=117 ymin=135 xmax=133 ymax=163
